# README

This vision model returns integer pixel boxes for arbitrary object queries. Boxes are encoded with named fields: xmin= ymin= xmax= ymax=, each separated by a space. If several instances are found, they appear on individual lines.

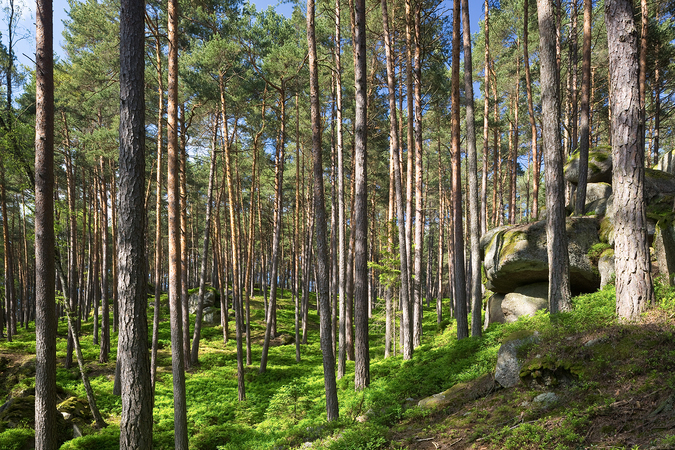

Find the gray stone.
xmin=654 ymin=219 xmax=675 ymax=285
xmin=532 ymin=392 xmax=558 ymax=405
xmin=598 ymin=250 xmax=615 ymax=289
xmin=481 ymin=217 xmax=601 ymax=294
xmin=188 ymin=289 xmax=216 ymax=314
xmin=202 ymin=307 xmax=219 ymax=325
xmin=495 ymin=331 xmax=539 ymax=388
xmin=484 ymin=293 xmax=506 ymax=329
xmin=564 ymin=146 xmax=612 ymax=184
xmin=568 ymin=182 xmax=612 ymax=215
xmin=501 ymin=282 xmax=549 ymax=323
xmin=656 ymin=150 xmax=675 ymax=175
xmin=418 ymin=374 xmax=496 ymax=410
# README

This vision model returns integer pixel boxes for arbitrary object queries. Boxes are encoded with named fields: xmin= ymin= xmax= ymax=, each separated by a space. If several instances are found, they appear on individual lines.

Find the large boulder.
xmin=484 ymin=293 xmax=506 ymax=329
xmin=644 ymin=168 xmax=675 ymax=219
xmin=417 ymin=374 xmax=495 ymax=411
xmin=495 ymin=331 xmax=539 ymax=388
xmin=188 ymin=289 xmax=216 ymax=314
xmin=501 ymin=282 xmax=549 ymax=323
xmin=481 ymin=217 xmax=601 ymax=294
xmin=598 ymin=249 xmax=615 ymax=288
xmin=564 ymin=146 xmax=612 ymax=184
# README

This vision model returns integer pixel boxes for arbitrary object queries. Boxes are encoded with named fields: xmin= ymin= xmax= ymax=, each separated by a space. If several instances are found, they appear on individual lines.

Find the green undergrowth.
xmin=3 ymin=281 xmax=675 ymax=449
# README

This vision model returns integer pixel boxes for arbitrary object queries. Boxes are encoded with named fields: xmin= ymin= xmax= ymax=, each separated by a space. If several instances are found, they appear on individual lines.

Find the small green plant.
xmin=265 ymin=380 xmax=313 ymax=426
xmin=0 ymin=428 xmax=34 ymax=450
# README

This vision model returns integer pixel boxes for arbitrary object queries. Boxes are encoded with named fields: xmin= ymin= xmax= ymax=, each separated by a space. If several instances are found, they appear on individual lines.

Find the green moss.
xmin=588 ymin=243 xmax=612 ymax=264
xmin=0 ymin=428 xmax=34 ymax=450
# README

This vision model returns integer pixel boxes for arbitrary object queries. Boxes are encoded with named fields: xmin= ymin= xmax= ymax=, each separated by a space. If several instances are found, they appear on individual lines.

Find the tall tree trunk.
xmin=308 ymin=0 xmax=339 ymax=417
xmin=509 ymin=48 xmax=519 ymax=225
xmin=1 ymin=171 xmax=14 ymax=342
xmin=452 ymin=0 xmax=468 ymax=339
xmin=118 ymin=2 xmax=153 ymax=443
xmin=537 ymin=0 xmax=572 ymax=313
xmin=35 ymin=0 xmax=57 ymax=445
xmin=382 ymin=0 xmax=412 ymax=360
xmin=575 ymin=0 xmax=592 ymax=215
xmin=436 ymin=150 xmax=444 ymax=325
xmin=353 ymin=0 xmax=369 ymax=390
xmin=462 ymin=0 xmax=482 ymax=337
xmin=404 ymin=0 xmax=414 ymax=308
xmin=639 ymin=0 xmax=647 ymax=162
xmin=412 ymin=0 xmax=424 ymax=348
xmin=167 ymin=0 xmax=189 ymax=445
xmin=606 ymin=0 xmax=654 ymax=319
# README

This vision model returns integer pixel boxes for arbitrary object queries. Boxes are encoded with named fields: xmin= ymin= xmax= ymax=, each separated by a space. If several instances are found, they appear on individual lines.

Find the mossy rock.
xmin=57 ymin=397 xmax=93 ymax=421
xmin=565 ymin=146 xmax=612 ymax=184
xmin=418 ymin=374 xmax=496 ymax=411
xmin=520 ymin=356 xmax=582 ymax=387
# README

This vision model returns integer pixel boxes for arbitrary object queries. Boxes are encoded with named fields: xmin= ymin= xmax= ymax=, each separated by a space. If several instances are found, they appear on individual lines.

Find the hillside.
xmin=1 ymin=284 xmax=675 ymax=449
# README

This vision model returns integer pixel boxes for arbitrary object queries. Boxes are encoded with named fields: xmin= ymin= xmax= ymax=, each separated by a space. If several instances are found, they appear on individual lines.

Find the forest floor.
xmin=1 ymin=285 xmax=675 ymax=449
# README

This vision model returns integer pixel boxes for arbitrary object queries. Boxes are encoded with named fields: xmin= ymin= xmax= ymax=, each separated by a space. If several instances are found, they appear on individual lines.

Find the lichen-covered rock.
xmin=481 ymin=217 xmax=601 ymax=294
xmin=57 ymin=396 xmax=92 ymax=422
xmin=418 ymin=374 xmax=495 ymax=410
xmin=495 ymin=331 xmax=539 ymax=388
xmin=501 ymin=282 xmax=549 ymax=323
xmin=564 ymin=146 xmax=612 ymax=184
xmin=0 ymin=394 xmax=73 ymax=444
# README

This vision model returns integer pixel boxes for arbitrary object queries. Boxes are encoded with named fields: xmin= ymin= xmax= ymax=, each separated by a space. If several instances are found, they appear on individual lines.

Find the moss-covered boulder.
xmin=57 ymin=397 xmax=93 ymax=422
xmin=654 ymin=217 xmax=675 ymax=285
xmin=481 ymin=217 xmax=601 ymax=294
xmin=484 ymin=293 xmax=506 ymax=329
xmin=564 ymin=146 xmax=612 ymax=184
xmin=0 ymin=395 xmax=73 ymax=444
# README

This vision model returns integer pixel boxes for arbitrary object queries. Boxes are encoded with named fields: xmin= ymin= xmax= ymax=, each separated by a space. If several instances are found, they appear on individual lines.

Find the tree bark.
xmin=412 ymin=1 xmax=424 ymax=348
xmin=537 ymin=0 xmax=572 ymax=313
xmin=481 ymin=0 xmax=490 ymax=234
xmin=606 ymin=0 xmax=654 ymax=320
xmin=99 ymin=158 xmax=110 ymax=363
xmin=575 ymin=0 xmax=592 ymax=215
xmin=523 ymin=0 xmax=539 ymax=220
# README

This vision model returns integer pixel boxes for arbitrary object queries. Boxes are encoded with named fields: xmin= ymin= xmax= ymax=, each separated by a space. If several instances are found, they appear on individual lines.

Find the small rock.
xmin=533 ymin=392 xmax=558 ymax=405
xmin=584 ymin=337 xmax=604 ymax=347
xmin=61 ymin=412 xmax=72 ymax=421
xmin=73 ymin=423 xmax=83 ymax=438
xmin=495 ymin=331 xmax=539 ymax=388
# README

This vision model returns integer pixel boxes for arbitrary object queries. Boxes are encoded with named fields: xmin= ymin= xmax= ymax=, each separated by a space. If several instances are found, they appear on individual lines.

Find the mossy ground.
xmin=1 ymin=282 xmax=675 ymax=449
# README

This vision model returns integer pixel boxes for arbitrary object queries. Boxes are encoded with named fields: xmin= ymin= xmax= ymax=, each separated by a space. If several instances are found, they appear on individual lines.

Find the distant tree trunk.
xmin=167 ymin=0 xmax=189 ymax=445
xmin=34 ymin=0 xmax=57 ymax=446
xmin=462 ymin=0 xmax=482 ymax=337
xmin=575 ymin=0 xmax=591 ymax=215
xmin=523 ymin=0 xmax=539 ymax=220
xmin=606 ymin=0 xmax=654 ymax=319
xmin=179 ymin=105 xmax=191 ymax=368
xmin=117 ymin=1 xmax=153 ymax=443
xmin=509 ymin=48 xmax=519 ymax=225
xmin=294 ymin=94 xmax=302 ymax=363
xmin=260 ymin=87 xmax=286 ymax=374
xmin=437 ymin=153 xmax=444 ymax=325
xmin=308 ymin=0 xmax=339 ymax=417
xmin=570 ymin=0 xmax=579 ymax=155
xmin=481 ymin=0 xmax=490 ymax=234
xmin=452 ymin=0 xmax=468 ymax=339
xmin=538 ymin=0 xmax=571 ymax=313
xmin=150 ymin=24 xmax=163 ymax=394
xmin=404 ymin=0 xmax=414 ymax=308
xmin=99 ymin=158 xmax=110 ymax=363
xmin=382 ymin=0 xmax=412 ymax=360
xmin=1 ymin=171 xmax=14 ymax=343
xmin=353 ymin=0 xmax=369 ymax=390
xmin=190 ymin=115 xmax=218 ymax=366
